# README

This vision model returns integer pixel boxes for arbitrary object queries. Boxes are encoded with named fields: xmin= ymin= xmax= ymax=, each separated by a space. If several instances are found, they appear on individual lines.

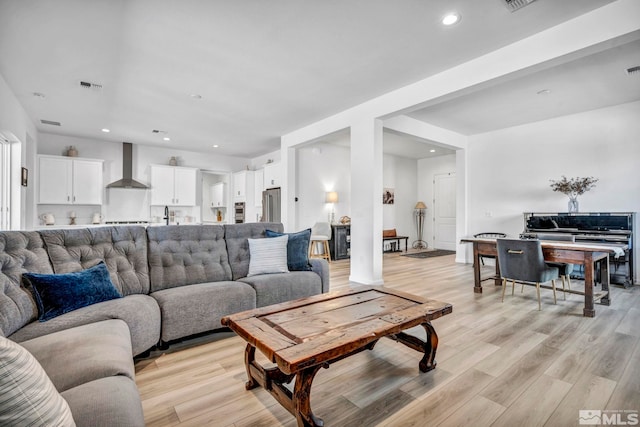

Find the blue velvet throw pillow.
xmin=23 ymin=261 xmax=122 ymax=322
xmin=265 ymin=228 xmax=312 ymax=271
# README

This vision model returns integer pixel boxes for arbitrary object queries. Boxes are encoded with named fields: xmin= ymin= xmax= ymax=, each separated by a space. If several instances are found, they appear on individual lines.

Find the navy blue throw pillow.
xmin=265 ymin=229 xmax=312 ymax=271
xmin=23 ymin=261 xmax=122 ymax=322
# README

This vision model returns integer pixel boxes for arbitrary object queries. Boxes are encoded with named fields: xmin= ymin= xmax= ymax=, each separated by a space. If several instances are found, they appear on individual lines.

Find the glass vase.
xmin=568 ymin=197 xmax=579 ymax=213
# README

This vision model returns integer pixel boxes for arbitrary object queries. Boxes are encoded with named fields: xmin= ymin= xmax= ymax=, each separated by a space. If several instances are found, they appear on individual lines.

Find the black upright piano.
xmin=522 ymin=212 xmax=636 ymax=288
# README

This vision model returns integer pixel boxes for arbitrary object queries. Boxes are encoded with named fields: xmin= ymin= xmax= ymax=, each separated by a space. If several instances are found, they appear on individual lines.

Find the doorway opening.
xmin=201 ymin=171 xmax=231 ymax=224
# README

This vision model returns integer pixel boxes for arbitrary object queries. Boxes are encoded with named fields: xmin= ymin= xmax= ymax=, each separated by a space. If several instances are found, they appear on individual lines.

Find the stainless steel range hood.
xmin=106 ymin=142 xmax=149 ymax=189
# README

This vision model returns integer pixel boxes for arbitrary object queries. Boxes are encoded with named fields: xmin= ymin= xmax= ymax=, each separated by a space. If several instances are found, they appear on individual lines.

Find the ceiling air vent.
xmin=502 ymin=0 xmax=537 ymax=12
xmin=79 ymin=80 xmax=103 ymax=90
xmin=626 ymin=66 xmax=640 ymax=76
xmin=40 ymin=119 xmax=61 ymax=126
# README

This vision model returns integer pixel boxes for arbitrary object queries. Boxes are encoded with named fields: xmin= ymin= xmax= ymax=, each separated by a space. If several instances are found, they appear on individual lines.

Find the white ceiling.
xmin=1 ymin=0 xmax=636 ymax=159
xmin=314 ymin=128 xmax=456 ymax=160
xmin=408 ymin=36 xmax=640 ymax=135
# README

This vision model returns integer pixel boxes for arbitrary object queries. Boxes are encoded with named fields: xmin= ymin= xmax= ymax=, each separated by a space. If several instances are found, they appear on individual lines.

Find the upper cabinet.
xmin=211 ymin=182 xmax=226 ymax=208
xmin=263 ymin=162 xmax=281 ymax=189
xmin=233 ymin=171 xmax=247 ymax=200
xmin=254 ymin=169 xmax=264 ymax=206
xmin=150 ymin=165 xmax=197 ymax=206
xmin=38 ymin=155 xmax=103 ymax=205
xmin=233 ymin=170 xmax=255 ymax=202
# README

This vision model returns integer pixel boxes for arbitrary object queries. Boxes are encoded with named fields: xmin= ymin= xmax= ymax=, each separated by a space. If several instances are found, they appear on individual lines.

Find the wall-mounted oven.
xmin=234 ymin=202 xmax=245 ymax=223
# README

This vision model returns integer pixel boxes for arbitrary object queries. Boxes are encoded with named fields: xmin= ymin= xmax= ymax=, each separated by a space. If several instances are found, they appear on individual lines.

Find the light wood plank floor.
xmin=135 ymin=252 xmax=640 ymax=426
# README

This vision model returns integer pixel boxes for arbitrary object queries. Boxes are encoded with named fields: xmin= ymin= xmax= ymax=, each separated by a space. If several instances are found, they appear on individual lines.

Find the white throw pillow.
xmin=0 ymin=336 xmax=76 ymax=426
xmin=247 ymin=235 xmax=289 ymax=276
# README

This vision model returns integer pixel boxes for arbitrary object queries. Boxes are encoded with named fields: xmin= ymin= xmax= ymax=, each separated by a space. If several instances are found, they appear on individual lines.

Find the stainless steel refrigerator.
xmin=262 ymin=188 xmax=281 ymax=222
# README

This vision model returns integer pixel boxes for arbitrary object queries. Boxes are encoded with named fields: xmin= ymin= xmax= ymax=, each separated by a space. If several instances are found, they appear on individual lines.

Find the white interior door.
xmin=433 ymin=172 xmax=456 ymax=250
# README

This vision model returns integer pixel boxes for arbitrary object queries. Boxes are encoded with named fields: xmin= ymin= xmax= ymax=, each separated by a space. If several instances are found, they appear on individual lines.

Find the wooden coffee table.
xmin=221 ymin=286 xmax=453 ymax=427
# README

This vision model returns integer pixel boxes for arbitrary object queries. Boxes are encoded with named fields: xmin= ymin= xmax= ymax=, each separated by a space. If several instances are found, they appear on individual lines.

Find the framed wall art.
xmin=383 ymin=188 xmax=394 ymax=204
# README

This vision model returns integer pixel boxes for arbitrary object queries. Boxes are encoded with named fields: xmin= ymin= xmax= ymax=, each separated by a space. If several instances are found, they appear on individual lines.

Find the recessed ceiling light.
xmin=537 ymin=89 xmax=551 ymax=95
xmin=212 ymin=144 xmax=219 ymax=148
xmin=430 ymin=149 xmax=436 ymax=153
xmin=190 ymin=94 xmax=202 ymax=99
xmin=163 ymin=137 xmax=171 ymax=141
xmin=101 ymin=128 xmax=110 ymax=133
xmin=442 ymin=12 xmax=461 ymax=26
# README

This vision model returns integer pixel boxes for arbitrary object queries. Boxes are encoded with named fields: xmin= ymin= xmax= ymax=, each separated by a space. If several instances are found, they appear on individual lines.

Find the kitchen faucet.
xmin=163 ymin=206 xmax=169 ymax=225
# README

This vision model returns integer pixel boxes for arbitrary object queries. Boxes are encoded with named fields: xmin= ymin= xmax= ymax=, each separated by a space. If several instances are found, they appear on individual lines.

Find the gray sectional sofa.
xmin=0 ymin=222 xmax=329 ymax=427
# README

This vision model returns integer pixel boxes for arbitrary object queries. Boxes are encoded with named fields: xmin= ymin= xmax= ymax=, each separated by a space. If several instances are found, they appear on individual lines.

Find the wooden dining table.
xmin=460 ymin=237 xmax=625 ymax=317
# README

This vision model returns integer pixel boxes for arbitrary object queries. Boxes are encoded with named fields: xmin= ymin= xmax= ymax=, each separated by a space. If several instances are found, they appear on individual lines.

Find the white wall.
xmin=0 ymin=75 xmax=36 ymax=152
xmin=466 ymin=101 xmax=640 ymax=276
xmin=296 ymin=142 xmax=351 ymax=230
xmin=295 ymin=139 xmax=419 ymax=242
xmin=0 ymin=73 xmax=38 ymax=229
xmin=382 ymin=154 xmax=417 ymax=241
xmin=417 ymin=154 xmax=457 ymax=248
xmin=251 ymin=149 xmax=281 ymax=171
xmin=38 ymin=133 xmax=249 ymax=174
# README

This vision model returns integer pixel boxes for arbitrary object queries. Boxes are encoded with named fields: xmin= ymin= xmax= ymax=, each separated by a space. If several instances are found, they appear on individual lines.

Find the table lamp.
xmin=325 ymin=191 xmax=338 ymax=223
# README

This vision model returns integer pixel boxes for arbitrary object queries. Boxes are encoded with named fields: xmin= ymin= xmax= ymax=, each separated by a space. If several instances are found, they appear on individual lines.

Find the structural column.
xmin=349 ymin=118 xmax=384 ymax=285
xmin=280 ymin=145 xmax=296 ymax=231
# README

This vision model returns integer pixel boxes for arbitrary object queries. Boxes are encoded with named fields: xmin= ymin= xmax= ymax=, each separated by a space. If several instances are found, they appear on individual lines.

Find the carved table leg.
xmin=419 ymin=322 xmax=439 ymax=372
xmin=244 ymin=343 xmax=258 ymax=390
xmin=293 ymin=364 xmax=324 ymax=427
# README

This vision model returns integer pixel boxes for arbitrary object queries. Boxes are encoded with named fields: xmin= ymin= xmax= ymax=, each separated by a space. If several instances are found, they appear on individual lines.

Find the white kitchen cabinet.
xmin=150 ymin=166 xmax=174 ymax=205
xmin=150 ymin=165 xmax=197 ymax=206
xmin=233 ymin=170 xmax=254 ymax=202
xmin=211 ymin=182 xmax=226 ymax=207
xmin=254 ymin=169 xmax=264 ymax=207
xmin=263 ymin=162 xmax=281 ymax=189
xmin=233 ymin=171 xmax=245 ymax=199
xmin=233 ymin=170 xmax=262 ymax=222
xmin=174 ymin=168 xmax=197 ymax=205
xmin=38 ymin=155 xmax=103 ymax=205
xmin=72 ymin=160 xmax=104 ymax=204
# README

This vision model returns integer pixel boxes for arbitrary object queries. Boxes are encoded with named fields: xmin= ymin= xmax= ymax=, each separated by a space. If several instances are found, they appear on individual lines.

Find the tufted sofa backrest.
xmin=224 ymin=222 xmax=284 ymax=280
xmin=0 ymin=231 xmax=52 ymax=337
xmin=147 ymin=225 xmax=232 ymax=292
xmin=39 ymin=226 xmax=150 ymax=296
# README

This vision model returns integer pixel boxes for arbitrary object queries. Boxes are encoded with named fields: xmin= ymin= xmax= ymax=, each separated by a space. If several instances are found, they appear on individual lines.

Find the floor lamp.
xmin=413 ymin=201 xmax=428 ymax=249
